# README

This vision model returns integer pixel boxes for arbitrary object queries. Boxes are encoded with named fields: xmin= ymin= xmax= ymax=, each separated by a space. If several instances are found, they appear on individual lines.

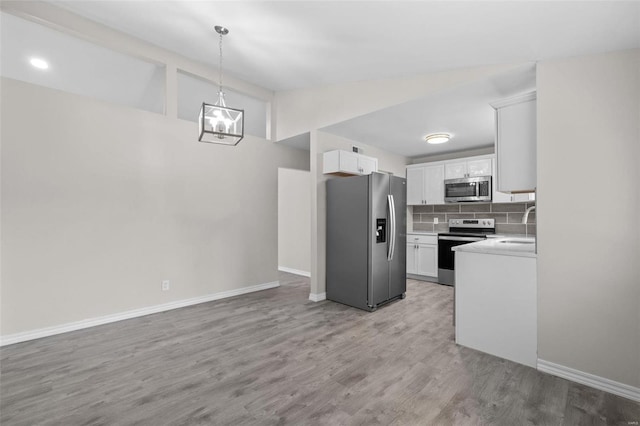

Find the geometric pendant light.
xmin=198 ymin=26 xmax=244 ymax=145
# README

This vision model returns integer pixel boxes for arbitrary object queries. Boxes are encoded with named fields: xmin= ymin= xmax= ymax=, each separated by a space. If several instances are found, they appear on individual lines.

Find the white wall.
xmin=0 ymin=78 xmax=309 ymax=336
xmin=309 ymin=131 xmax=409 ymax=297
xmin=410 ymin=146 xmax=495 ymax=164
xmin=274 ymin=62 xmax=531 ymax=142
xmin=537 ymin=49 xmax=640 ymax=388
xmin=278 ymin=168 xmax=311 ymax=276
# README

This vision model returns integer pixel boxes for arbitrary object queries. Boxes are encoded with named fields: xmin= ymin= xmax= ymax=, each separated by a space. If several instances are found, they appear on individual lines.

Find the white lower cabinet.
xmin=406 ymin=234 xmax=438 ymax=278
xmin=455 ymin=250 xmax=537 ymax=368
xmin=416 ymin=244 xmax=437 ymax=276
xmin=406 ymin=243 xmax=418 ymax=274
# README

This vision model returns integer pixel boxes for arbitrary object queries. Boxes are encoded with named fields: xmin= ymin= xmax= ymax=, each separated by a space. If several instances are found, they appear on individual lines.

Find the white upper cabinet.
xmin=491 ymin=91 xmax=537 ymax=193
xmin=323 ymin=150 xmax=378 ymax=176
xmin=406 ymin=167 xmax=425 ymax=205
xmin=444 ymin=161 xmax=467 ymax=179
xmin=424 ymin=165 xmax=445 ymax=204
xmin=467 ymin=158 xmax=492 ymax=177
xmin=406 ymin=164 xmax=444 ymax=205
xmin=491 ymin=155 xmax=536 ymax=203
xmin=491 ymin=155 xmax=512 ymax=203
xmin=409 ymin=153 xmax=533 ymax=205
xmin=445 ymin=158 xmax=491 ymax=179
xmin=357 ymin=154 xmax=378 ymax=175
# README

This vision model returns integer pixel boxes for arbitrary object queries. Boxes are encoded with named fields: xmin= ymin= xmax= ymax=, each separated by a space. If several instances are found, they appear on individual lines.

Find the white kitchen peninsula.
xmin=453 ymin=238 xmax=537 ymax=368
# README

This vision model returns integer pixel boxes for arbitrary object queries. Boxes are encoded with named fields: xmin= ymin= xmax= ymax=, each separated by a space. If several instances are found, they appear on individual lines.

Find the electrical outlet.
xmin=434 ymin=217 xmax=439 ymax=224
xmin=161 ymin=280 xmax=170 ymax=291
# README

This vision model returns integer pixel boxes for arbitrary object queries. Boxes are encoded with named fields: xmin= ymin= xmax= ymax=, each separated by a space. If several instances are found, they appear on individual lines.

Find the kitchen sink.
xmin=497 ymin=239 xmax=535 ymax=245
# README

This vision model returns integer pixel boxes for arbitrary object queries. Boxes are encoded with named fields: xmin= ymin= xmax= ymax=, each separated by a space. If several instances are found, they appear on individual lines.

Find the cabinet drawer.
xmin=407 ymin=234 xmax=437 ymax=245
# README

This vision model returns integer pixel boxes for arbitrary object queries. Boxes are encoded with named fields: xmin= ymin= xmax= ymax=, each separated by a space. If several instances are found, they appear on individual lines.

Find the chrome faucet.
xmin=522 ymin=205 xmax=536 ymax=224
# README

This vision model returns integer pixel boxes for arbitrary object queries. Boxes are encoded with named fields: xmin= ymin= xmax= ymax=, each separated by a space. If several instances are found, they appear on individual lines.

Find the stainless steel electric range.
xmin=437 ymin=218 xmax=495 ymax=286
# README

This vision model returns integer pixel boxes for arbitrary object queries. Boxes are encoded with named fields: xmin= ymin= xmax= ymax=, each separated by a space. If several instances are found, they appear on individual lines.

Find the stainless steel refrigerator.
xmin=326 ymin=172 xmax=406 ymax=311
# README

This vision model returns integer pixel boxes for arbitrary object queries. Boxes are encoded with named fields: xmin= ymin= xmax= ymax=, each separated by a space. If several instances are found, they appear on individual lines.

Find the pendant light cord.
xmin=218 ymin=31 xmax=224 ymax=94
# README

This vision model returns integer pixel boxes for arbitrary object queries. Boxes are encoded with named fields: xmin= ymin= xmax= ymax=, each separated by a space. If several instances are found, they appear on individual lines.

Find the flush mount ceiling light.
xmin=198 ymin=25 xmax=244 ymax=146
xmin=425 ymin=133 xmax=451 ymax=144
xmin=29 ymin=57 xmax=49 ymax=70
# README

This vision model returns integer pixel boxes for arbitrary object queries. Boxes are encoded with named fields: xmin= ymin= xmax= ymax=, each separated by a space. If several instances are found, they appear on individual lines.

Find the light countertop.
xmin=408 ymin=232 xmax=532 ymax=238
xmin=453 ymin=237 xmax=537 ymax=258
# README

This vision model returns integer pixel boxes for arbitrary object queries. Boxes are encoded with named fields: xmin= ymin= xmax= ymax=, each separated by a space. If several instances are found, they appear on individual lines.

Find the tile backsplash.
xmin=411 ymin=202 xmax=536 ymax=236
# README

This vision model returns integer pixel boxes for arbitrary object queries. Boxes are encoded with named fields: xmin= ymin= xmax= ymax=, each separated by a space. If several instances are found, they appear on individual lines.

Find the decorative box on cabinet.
xmin=491 ymin=91 xmax=537 ymax=193
xmin=323 ymin=150 xmax=378 ymax=176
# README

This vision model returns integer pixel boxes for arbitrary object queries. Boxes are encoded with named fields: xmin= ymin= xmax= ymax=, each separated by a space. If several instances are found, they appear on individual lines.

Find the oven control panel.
xmin=449 ymin=219 xmax=495 ymax=228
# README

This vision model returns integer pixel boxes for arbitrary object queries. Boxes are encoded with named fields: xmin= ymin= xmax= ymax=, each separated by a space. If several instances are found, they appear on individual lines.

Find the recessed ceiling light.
xmin=425 ymin=133 xmax=451 ymax=144
xmin=29 ymin=58 xmax=49 ymax=70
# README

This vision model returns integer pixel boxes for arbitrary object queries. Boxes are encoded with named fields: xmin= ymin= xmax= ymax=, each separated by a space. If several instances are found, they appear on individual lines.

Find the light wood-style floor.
xmin=1 ymin=272 xmax=638 ymax=425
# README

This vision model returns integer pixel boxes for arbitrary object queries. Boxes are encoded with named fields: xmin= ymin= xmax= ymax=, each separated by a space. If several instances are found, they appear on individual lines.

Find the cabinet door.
xmin=495 ymin=95 xmax=536 ymax=192
xmin=358 ymin=156 xmax=377 ymax=175
xmin=445 ymin=161 xmax=467 ymax=179
xmin=493 ymin=192 xmax=535 ymax=203
xmin=338 ymin=151 xmax=360 ymax=174
xmin=491 ymin=157 xmax=512 ymax=203
xmin=424 ymin=165 xmax=444 ymax=205
xmin=467 ymin=158 xmax=492 ymax=177
xmin=406 ymin=167 xmax=425 ymax=205
xmin=513 ymin=193 xmax=535 ymax=202
xmin=416 ymin=244 xmax=438 ymax=277
xmin=406 ymin=243 xmax=417 ymax=274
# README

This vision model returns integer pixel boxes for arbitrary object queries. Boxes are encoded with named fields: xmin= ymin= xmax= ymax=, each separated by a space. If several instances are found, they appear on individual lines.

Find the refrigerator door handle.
xmin=387 ymin=194 xmax=396 ymax=261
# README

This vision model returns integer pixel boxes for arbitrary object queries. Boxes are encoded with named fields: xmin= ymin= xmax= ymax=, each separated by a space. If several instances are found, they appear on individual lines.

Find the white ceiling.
xmin=321 ymin=64 xmax=537 ymax=157
xmin=34 ymin=2 xmax=640 ymax=157
xmin=50 ymin=1 xmax=640 ymax=92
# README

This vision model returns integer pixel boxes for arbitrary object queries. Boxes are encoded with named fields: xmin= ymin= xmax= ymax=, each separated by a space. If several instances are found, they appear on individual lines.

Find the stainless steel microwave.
xmin=444 ymin=176 xmax=492 ymax=203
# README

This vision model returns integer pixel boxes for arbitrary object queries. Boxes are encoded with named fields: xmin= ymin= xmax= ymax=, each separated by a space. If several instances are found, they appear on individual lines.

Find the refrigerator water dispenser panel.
xmin=376 ymin=219 xmax=386 ymax=243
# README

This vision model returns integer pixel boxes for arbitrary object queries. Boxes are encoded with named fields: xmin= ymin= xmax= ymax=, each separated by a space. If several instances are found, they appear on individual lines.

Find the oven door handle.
xmin=438 ymin=236 xmax=483 ymax=242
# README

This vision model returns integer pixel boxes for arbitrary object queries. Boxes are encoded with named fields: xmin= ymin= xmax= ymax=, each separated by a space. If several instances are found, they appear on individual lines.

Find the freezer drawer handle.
xmin=387 ymin=194 xmax=396 ymax=261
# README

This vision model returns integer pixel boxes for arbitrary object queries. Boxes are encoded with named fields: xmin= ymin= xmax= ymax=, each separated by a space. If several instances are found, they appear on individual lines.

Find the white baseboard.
xmin=309 ymin=292 xmax=326 ymax=302
xmin=407 ymin=273 xmax=438 ymax=283
xmin=278 ymin=266 xmax=311 ymax=277
xmin=0 ymin=281 xmax=280 ymax=347
xmin=537 ymin=359 xmax=640 ymax=402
